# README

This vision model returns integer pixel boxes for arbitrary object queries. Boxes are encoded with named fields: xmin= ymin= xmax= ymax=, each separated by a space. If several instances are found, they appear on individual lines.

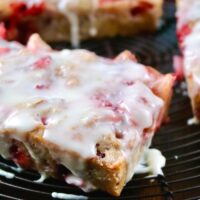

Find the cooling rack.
xmin=0 ymin=1 xmax=200 ymax=199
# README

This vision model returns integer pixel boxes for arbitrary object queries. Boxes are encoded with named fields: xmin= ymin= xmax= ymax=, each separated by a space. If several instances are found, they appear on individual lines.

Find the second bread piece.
xmin=176 ymin=0 xmax=200 ymax=122
xmin=0 ymin=0 xmax=163 ymax=46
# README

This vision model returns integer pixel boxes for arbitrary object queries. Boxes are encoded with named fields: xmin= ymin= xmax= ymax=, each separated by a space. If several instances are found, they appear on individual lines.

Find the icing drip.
xmin=58 ymin=0 xmax=80 ymax=47
xmin=89 ymin=14 xmax=97 ymax=37
xmin=0 ymin=168 xmax=15 ymax=179
xmin=187 ymin=117 xmax=199 ymax=126
xmin=65 ymin=175 xmax=96 ymax=192
xmin=4 ymin=111 xmax=40 ymax=133
xmin=51 ymin=192 xmax=88 ymax=200
xmin=34 ymin=173 xmax=47 ymax=183
xmin=135 ymin=148 xmax=166 ymax=176
xmin=57 ymin=0 xmax=99 ymax=46
xmin=89 ymin=0 xmax=99 ymax=36
xmin=65 ymin=175 xmax=83 ymax=187
xmin=65 ymin=12 xmax=80 ymax=48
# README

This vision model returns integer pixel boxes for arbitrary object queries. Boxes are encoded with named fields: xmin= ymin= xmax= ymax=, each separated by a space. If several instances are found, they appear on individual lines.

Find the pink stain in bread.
xmin=33 ymin=56 xmax=52 ymax=69
xmin=35 ymin=84 xmax=49 ymax=90
xmin=115 ymin=130 xmax=124 ymax=139
xmin=139 ymin=97 xmax=148 ymax=104
xmin=130 ymin=1 xmax=153 ymax=16
xmin=41 ymin=116 xmax=47 ymax=125
xmin=123 ymin=80 xmax=135 ymax=86
xmin=0 ymin=47 xmax=10 ymax=54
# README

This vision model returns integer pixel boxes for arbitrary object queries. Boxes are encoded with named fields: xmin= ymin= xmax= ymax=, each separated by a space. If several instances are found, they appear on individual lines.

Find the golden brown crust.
xmin=151 ymin=73 xmax=175 ymax=124
xmin=0 ymin=129 xmax=145 ymax=196
xmin=85 ymin=135 xmax=126 ymax=196
xmin=186 ymin=76 xmax=200 ymax=121
xmin=87 ymin=156 xmax=127 ymax=196
xmin=192 ymin=93 xmax=200 ymax=121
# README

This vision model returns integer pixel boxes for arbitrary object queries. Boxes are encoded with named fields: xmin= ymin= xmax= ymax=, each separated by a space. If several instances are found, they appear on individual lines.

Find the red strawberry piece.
xmin=33 ymin=56 xmax=52 ymax=69
xmin=5 ymin=2 xmax=45 ymax=42
xmin=173 ymin=55 xmax=184 ymax=81
xmin=10 ymin=143 xmax=32 ymax=169
xmin=0 ymin=23 xmax=7 ymax=39
xmin=130 ymin=1 xmax=153 ymax=16
xmin=177 ymin=24 xmax=191 ymax=50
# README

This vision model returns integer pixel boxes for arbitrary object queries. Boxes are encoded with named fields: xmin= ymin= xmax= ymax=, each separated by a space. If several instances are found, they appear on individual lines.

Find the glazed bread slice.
xmin=0 ymin=34 xmax=174 ymax=196
xmin=176 ymin=0 xmax=200 ymax=121
xmin=0 ymin=0 xmax=163 ymax=46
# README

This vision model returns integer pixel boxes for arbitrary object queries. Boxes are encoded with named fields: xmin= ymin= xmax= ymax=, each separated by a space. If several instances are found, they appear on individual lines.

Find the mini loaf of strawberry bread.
xmin=0 ymin=0 xmax=163 ymax=46
xmin=176 ymin=0 xmax=200 ymax=122
xmin=0 ymin=34 xmax=174 ymax=196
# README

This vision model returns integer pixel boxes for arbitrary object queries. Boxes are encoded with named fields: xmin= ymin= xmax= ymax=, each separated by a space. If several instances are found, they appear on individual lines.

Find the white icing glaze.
xmin=64 ymin=11 xmax=80 ymax=48
xmin=0 ymin=39 xmax=23 ymax=51
xmin=4 ymin=111 xmax=40 ymax=133
xmin=0 ymin=168 xmax=15 ymax=179
xmin=89 ymin=14 xmax=97 ymax=37
xmin=34 ymin=173 xmax=47 ymax=183
xmin=65 ymin=175 xmax=83 ymax=187
xmin=0 ymin=34 xmax=164 ymax=186
xmin=58 ymin=0 xmax=80 ymax=47
xmin=65 ymin=175 xmax=96 ymax=192
xmin=89 ymin=0 xmax=99 ymax=36
xmin=174 ymin=155 xmax=179 ymax=160
xmin=146 ymin=148 xmax=166 ymax=175
xmin=177 ymin=0 xmax=200 ymax=29
xmin=57 ymin=0 xmax=99 ymax=45
xmin=187 ymin=117 xmax=199 ymax=126
xmin=135 ymin=148 xmax=166 ymax=176
xmin=24 ymin=0 xmax=43 ymax=8
xmin=52 ymin=192 xmax=88 ymax=200
xmin=184 ymin=23 xmax=200 ymax=75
